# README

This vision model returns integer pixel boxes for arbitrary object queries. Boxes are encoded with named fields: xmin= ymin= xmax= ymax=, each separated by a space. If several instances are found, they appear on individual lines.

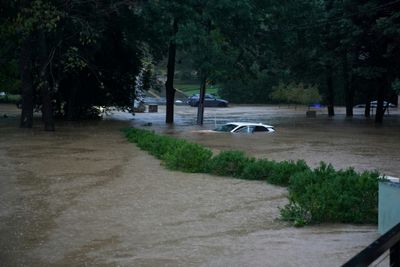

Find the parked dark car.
xmin=186 ymin=93 xmax=228 ymax=107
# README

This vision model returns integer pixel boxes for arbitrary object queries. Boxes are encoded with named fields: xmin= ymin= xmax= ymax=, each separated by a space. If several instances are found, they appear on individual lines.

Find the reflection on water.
xmin=126 ymin=105 xmax=400 ymax=176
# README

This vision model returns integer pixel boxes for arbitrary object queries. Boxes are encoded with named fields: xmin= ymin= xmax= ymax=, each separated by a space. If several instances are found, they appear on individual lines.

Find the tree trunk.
xmin=19 ymin=36 xmax=34 ymax=128
xmin=38 ymin=30 xmax=55 ymax=131
xmin=196 ymin=18 xmax=211 ymax=126
xmin=165 ymin=19 xmax=178 ymax=124
xmin=365 ymin=101 xmax=371 ymax=117
xmin=364 ymin=86 xmax=373 ymax=118
xmin=343 ymin=51 xmax=353 ymax=117
xmin=326 ymin=65 xmax=335 ymax=116
xmin=324 ymin=0 xmax=335 ymax=117
xmin=66 ymin=83 xmax=78 ymax=120
xmin=375 ymin=76 xmax=387 ymax=124
xmin=196 ymin=75 xmax=206 ymax=125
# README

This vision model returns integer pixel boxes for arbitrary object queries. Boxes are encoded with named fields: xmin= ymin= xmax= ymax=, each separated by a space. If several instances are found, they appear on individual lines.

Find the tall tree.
xmin=165 ymin=18 xmax=178 ymax=124
xmin=322 ymin=0 xmax=340 ymax=117
xmin=19 ymin=35 xmax=34 ymax=128
xmin=38 ymin=29 xmax=55 ymax=131
xmin=143 ymin=0 xmax=195 ymax=124
xmin=4 ymin=0 xmax=143 ymax=129
xmin=347 ymin=0 xmax=400 ymax=123
xmin=180 ymin=0 xmax=257 ymax=124
xmin=14 ymin=0 xmax=61 ymax=130
xmin=222 ymin=0 xmax=326 ymax=107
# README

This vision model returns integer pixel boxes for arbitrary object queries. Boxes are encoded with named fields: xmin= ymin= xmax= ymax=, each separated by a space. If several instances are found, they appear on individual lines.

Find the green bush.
xmin=123 ymin=128 xmax=184 ymax=160
xmin=208 ymin=150 xmax=252 ymax=177
xmin=164 ymin=142 xmax=212 ymax=172
xmin=123 ymin=128 xmax=149 ymax=143
xmin=240 ymin=159 xmax=275 ymax=180
xmin=240 ymin=159 xmax=309 ymax=186
xmin=280 ymin=202 xmax=311 ymax=227
xmin=136 ymin=131 xmax=158 ymax=152
xmin=123 ymin=128 xmax=212 ymax=173
xmin=268 ymin=160 xmax=310 ymax=186
xmin=151 ymin=136 xmax=184 ymax=160
xmin=280 ymin=162 xmax=380 ymax=225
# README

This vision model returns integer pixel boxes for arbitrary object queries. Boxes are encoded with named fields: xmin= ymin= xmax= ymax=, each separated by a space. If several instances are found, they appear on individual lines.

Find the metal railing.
xmin=342 ymin=222 xmax=400 ymax=267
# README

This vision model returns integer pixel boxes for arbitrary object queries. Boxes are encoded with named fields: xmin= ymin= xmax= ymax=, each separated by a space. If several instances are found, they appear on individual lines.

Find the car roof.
xmin=226 ymin=122 xmax=274 ymax=128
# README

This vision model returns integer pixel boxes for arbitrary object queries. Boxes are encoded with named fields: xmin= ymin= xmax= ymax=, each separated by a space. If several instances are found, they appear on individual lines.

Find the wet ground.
xmin=1 ymin=103 xmax=398 ymax=266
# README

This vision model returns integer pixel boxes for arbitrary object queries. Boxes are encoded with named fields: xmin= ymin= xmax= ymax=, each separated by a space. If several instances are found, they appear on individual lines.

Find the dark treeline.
xmin=1 ymin=0 xmax=142 ymax=129
xmin=1 ymin=0 xmax=399 ymax=129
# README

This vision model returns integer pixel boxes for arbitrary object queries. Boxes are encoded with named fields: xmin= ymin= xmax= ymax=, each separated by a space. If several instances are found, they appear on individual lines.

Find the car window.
xmin=253 ymin=126 xmax=269 ymax=132
xmin=235 ymin=126 xmax=253 ymax=133
xmin=214 ymin=124 xmax=237 ymax=132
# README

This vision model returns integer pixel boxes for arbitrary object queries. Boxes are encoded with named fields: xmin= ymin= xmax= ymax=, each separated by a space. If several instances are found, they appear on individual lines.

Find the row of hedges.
xmin=123 ymin=128 xmax=380 ymax=226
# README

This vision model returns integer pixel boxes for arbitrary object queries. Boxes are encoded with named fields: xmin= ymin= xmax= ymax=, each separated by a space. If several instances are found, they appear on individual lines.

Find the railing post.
xmin=390 ymin=241 xmax=400 ymax=267
xmin=342 ymin=222 xmax=400 ymax=266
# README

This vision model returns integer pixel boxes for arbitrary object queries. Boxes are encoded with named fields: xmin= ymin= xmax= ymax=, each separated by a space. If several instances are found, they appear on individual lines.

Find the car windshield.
xmin=214 ymin=124 xmax=237 ymax=132
xmin=205 ymin=94 xmax=214 ymax=99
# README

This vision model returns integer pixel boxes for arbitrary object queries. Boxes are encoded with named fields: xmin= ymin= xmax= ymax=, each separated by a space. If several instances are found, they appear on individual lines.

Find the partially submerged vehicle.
xmin=213 ymin=122 xmax=275 ymax=133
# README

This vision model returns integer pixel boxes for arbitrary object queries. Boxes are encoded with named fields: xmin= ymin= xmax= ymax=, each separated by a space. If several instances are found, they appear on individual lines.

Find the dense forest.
xmin=1 ymin=0 xmax=399 ymax=129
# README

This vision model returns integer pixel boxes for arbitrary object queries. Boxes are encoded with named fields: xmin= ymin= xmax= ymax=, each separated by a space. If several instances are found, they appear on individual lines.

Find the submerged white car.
xmin=214 ymin=122 xmax=275 ymax=133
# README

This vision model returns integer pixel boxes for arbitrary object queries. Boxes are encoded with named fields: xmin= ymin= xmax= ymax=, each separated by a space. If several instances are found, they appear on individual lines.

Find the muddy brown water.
xmin=131 ymin=105 xmax=400 ymax=176
xmin=1 ymin=104 xmax=398 ymax=266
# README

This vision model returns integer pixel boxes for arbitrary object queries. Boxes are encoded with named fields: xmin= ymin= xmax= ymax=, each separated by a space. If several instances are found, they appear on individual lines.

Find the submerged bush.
xmin=149 ymin=135 xmax=184 ymax=160
xmin=268 ymin=160 xmax=310 ymax=186
xmin=240 ymin=159 xmax=275 ymax=180
xmin=280 ymin=162 xmax=380 ymax=225
xmin=164 ymin=142 xmax=212 ymax=173
xmin=208 ymin=150 xmax=252 ymax=177
xmin=280 ymin=202 xmax=312 ymax=227
xmin=123 ymin=128 xmax=212 ymax=172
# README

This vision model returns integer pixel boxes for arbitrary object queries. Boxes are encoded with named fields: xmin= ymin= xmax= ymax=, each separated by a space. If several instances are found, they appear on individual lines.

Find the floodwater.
xmin=130 ymin=105 xmax=400 ymax=176
xmin=0 ymin=103 xmax=398 ymax=266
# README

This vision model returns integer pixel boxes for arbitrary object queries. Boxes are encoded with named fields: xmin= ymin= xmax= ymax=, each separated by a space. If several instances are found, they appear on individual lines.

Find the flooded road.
xmin=130 ymin=105 xmax=400 ymax=177
xmin=1 ymin=104 xmax=397 ymax=266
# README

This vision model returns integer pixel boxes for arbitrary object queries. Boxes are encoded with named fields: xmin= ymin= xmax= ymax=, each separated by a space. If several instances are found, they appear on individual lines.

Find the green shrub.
xmin=124 ymin=127 xmax=212 ymax=173
xmin=136 ymin=131 xmax=158 ymax=152
xmin=240 ymin=159 xmax=275 ymax=180
xmin=164 ymin=142 xmax=212 ymax=172
xmin=268 ymin=160 xmax=309 ymax=186
xmin=151 ymin=136 xmax=184 ymax=160
xmin=280 ymin=202 xmax=311 ymax=227
xmin=208 ymin=150 xmax=252 ymax=177
xmin=123 ymin=128 xmax=181 ymax=160
xmin=281 ymin=162 xmax=380 ymax=225
xmin=123 ymin=128 xmax=151 ymax=143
